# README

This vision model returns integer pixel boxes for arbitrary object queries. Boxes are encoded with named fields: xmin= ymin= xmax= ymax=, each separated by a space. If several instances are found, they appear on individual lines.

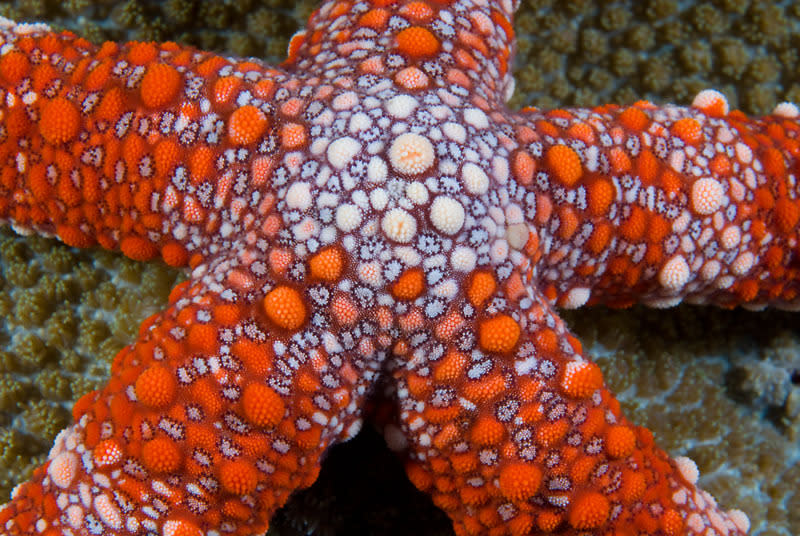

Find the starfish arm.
xmin=0 ymin=245 xmax=384 ymax=536
xmin=384 ymin=280 xmax=750 ymax=535
xmin=0 ymin=19 xmax=292 ymax=268
xmin=284 ymin=0 xmax=518 ymax=103
xmin=506 ymin=91 xmax=800 ymax=310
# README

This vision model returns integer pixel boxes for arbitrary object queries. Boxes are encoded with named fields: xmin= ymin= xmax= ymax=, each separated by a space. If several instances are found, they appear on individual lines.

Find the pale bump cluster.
xmin=262 ymin=79 xmax=531 ymax=313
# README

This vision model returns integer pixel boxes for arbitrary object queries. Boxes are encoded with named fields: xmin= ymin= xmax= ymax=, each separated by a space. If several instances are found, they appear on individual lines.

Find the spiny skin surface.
xmin=0 ymin=0 xmax=797 ymax=534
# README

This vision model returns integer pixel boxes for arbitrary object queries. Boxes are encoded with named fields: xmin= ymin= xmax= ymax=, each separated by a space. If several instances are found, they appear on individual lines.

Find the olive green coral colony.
xmin=0 ymin=1 xmax=797 ymax=535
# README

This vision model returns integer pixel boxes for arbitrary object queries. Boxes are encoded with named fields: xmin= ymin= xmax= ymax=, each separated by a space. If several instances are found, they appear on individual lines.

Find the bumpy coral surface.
xmin=0 ymin=0 xmax=316 ymax=66
xmin=0 ymin=0 xmax=798 ymax=535
xmin=0 ymin=226 xmax=184 ymax=500
xmin=509 ymin=0 xmax=800 ymax=116
xmin=564 ymin=306 xmax=800 ymax=536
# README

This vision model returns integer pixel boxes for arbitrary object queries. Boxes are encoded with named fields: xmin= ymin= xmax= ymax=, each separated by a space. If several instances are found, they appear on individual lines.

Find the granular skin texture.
xmin=0 ymin=1 xmax=796 ymax=536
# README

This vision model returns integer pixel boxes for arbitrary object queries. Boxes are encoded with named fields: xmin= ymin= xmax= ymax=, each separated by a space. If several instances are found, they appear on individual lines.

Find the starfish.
xmin=0 ymin=0 xmax=795 ymax=533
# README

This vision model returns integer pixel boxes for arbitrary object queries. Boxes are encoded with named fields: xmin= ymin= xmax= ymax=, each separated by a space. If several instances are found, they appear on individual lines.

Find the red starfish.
xmin=1 ymin=0 xmax=794 ymax=534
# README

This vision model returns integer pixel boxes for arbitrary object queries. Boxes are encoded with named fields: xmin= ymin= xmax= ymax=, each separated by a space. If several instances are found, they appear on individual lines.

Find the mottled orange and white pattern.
xmin=1 ymin=0 xmax=796 ymax=534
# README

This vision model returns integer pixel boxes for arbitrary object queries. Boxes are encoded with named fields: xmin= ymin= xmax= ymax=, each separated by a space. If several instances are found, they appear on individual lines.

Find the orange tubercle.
xmin=470 ymin=416 xmax=505 ymax=446
xmin=433 ymin=350 xmax=467 ymax=381
xmin=231 ymin=339 xmax=272 ymax=376
xmin=92 ymin=438 xmax=123 ymax=467
xmin=670 ymin=117 xmax=702 ymax=144
xmin=219 ymin=459 xmax=259 ymax=495
xmin=281 ymin=122 xmax=307 ymax=148
xmin=161 ymin=242 xmax=189 ymax=267
xmin=661 ymin=509 xmax=684 ymax=535
xmin=140 ymin=62 xmax=182 ymax=109
xmin=358 ymin=8 xmax=390 ymax=30
xmin=0 ymin=50 xmax=30 ymax=83
xmin=400 ymin=1 xmax=435 ymax=22
xmin=126 ymin=42 xmax=158 ymax=64
xmin=467 ymin=271 xmax=496 ymax=307
xmin=242 ymin=383 xmax=285 ymax=427
xmin=499 ymin=463 xmax=542 ymax=501
xmin=162 ymin=520 xmax=204 ymax=536
xmin=478 ymin=314 xmax=520 ymax=353
xmin=535 ymin=419 xmax=569 ymax=447
xmin=619 ymin=470 xmax=646 ymax=503
xmin=617 ymin=106 xmax=650 ymax=131
xmin=568 ymin=491 xmax=610 ymax=529
xmin=308 ymin=246 xmax=344 ymax=281
xmin=142 ymin=437 xmax=183 ymax=473
xmin=775 ymin=198 xmax=800 ymax=233
xmin=536 ymin=511 xmax=562 ymax=531
xmin=263 ymin=285 xmax=306 ymax=330
xmin=392 ymin=268 xmax=425 ymax=300
xmin=39 ymin=96 xmax=80 ymax=144
xmin=605 ymin=425 xmax=636 ymax=458
xmin=120 ymin=236 xmax=159 ymax=261
xmin=134 ymin=365 xmax=176 ymax=408
xmin=228 ymin=104 xmax=269 ymax=145
xmin=187 ymin=323 xmax=219 ymax=354
xmin=396 ymin=26 xmax=440 ymax=57
xmin=560 ymin=361 xmax=603 ymax=399
xmin=545 ymin=144 xmax=583 ymax=186
xmin=587 ymin=178 xmax=614 ymax=216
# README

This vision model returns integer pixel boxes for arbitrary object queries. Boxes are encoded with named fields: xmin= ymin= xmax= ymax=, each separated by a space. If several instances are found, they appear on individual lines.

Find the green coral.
xmin=561 ymin=305 xmax=800 ymax=534
xmin=36 ymin=369 xmax=72 ymax=400
xmin=21 ymin=400 xmax=69 ymax=439
xmin=4 ymin=261 xmax=40 ymax=288
xmin=63 ymin=0 xmax=89 ymax=15
xmin=0 ymin=374 xmax=28 ymax=412
xmin=0 ymin=0 xmax=306 ymax=64
xmin=163 ymin=0 xmax=193 ymax=25
xmin=11 ymin=333 xmax=50 ymax=370
xmin=679 ymin=41 xmax=713 ymax=74
xmin=646 ymin=0 xmax=680 ymax=20
xmin=0 ymin=425 xmax=43 ymax=491
xmin=15 ymin=0 xmax=45 ymax=18
xmin=506 ymin=0 xmax=800 ymax=115
xmin=0 ymin=226 xmax=184 ymax=499
xmin=14 ymin=288 xmax=54 ymax=325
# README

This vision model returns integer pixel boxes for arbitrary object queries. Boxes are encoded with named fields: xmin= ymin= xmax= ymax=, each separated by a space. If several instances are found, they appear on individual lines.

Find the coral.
xmin=35 ymin=369 xmax=72 ymax=400
xmin=11 ymin=333 xmax=50 ymax=370
xmin=20 ymin=400 xmax=69 ymax=439
xmin=0 ymin=0 xmax=309 ymax=65
xmin=0 ymin=227 xmax=184 ymax=500
xmin=0 ymin=374 xmax=27 ymax=412
xmin=728 ymin=330 xmax=800 ymax=438
xmin=562 ymin=306 xmax=799 ymax=535
xmin=505 ymin=0 xmax=800 ymax=115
